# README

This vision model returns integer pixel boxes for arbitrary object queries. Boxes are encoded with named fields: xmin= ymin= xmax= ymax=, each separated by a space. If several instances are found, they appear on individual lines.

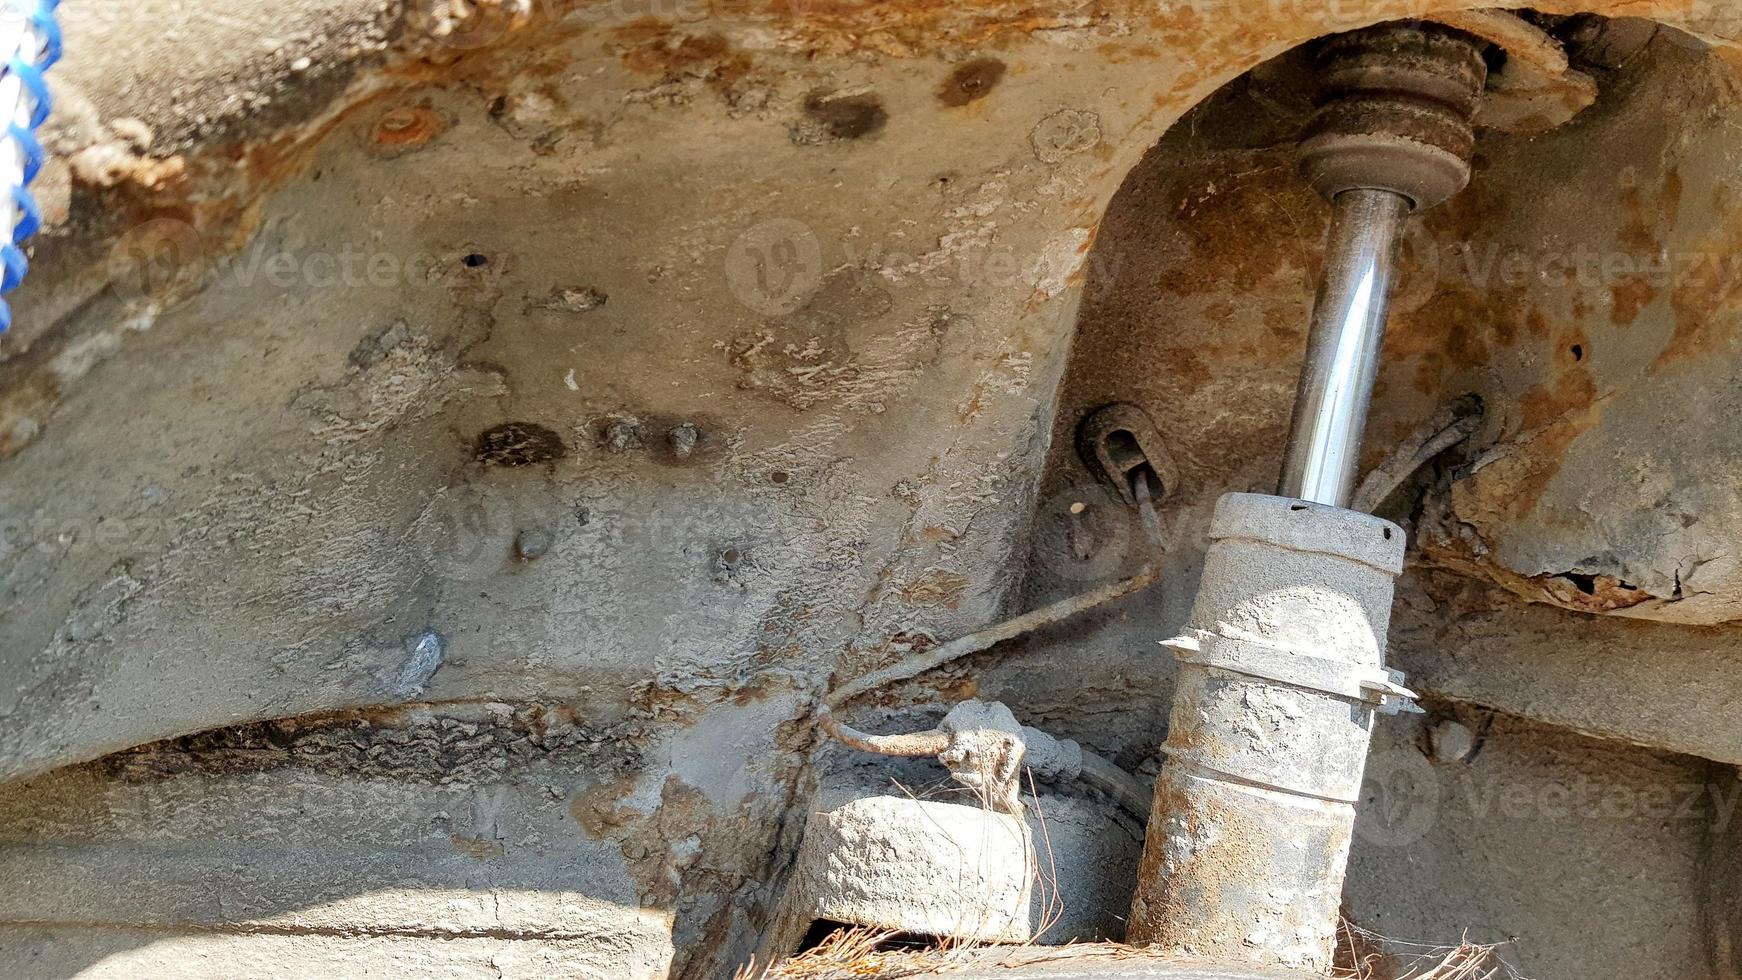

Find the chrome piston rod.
xmin=1278 ymin=187 xmax=1411 ymax=508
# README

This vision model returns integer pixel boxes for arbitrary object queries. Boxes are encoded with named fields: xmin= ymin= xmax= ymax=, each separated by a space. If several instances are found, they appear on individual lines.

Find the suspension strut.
xmin=1128 ymin=22 xmax=1487 ymax=971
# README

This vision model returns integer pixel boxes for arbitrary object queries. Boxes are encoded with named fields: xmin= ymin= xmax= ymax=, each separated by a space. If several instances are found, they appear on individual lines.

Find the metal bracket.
xmin=1162 ymin=630 xmax=1421 ymax=715
xmin=1077 ymin=403 xmax=1179 ymax=506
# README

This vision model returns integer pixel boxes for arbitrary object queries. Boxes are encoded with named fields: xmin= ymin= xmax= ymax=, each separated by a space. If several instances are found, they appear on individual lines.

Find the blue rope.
xmin=0 ymin=0 xmax=59 ymax=334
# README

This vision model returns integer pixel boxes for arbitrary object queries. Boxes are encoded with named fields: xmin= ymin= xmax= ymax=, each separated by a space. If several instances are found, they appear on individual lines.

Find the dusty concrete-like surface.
xmin=1345 ymin=712 xmax=1727 ymax=980
xmin=3 ymin=2 xmax=1742 ymax=978
xmin=0 ymin=702 xmax=680 ymax=976
xmin=56 ymin=0 xmax=399 ymax=148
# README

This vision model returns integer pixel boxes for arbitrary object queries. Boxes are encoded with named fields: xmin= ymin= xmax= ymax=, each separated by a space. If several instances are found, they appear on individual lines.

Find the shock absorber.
xmin=0 ymin=0 xmax=60 ymax=335
xmin=1127 ymin=22 xmax=1487 ymax=971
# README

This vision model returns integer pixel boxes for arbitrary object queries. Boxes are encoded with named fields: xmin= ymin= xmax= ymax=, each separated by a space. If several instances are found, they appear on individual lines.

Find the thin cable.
xmin=1349 ymin=393 xmax=1483 ymax=514
xmin=822 ymin=477 xmax=1166 ymax=714
xmin=816 ymin=478 xmax=1167 ymax=818
xmin=1078 ymin=746 xmax=1151 ymax=819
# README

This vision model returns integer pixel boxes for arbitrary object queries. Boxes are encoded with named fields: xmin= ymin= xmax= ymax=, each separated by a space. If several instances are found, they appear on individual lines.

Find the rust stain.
xmin=610 ymin=23 xmax=760 ymax=101
xmin=897 ymin=569 xmax=971 ymax=609
xmin=742 ymin=0 xmax=1142 ymax=57
xmin=1171 ymin=347 xmax=1212 ymax=388
xmin=1129 ymin=768 xmax=1315 ymax=949
xmin=1610 ymin=275 xmax=1656 ymax=325
xmin=1605 ymin=172 xmax=1682 ymax=325
xmin=937 ymin=56 xmax=1007 ymax=106
xmin=1456 ymin=334 xmax=1598 ymax=524
xmin=1659 ymin=209 xmax=1742 ymax=371
xmin=1452 ymin=393 xmax=1602 ymax=529
xmin=570 ymin=774 xmax=642 ymax=836
xmin=1095 ymin=41 xmax=1165 ymax=64
xmin=1163 ymin=150 xmax=1318 ymax=298
xmin=1419 ymin=522 xmax=1650 ymax=617
xmin=1536 ymin=571 xmax=1650 ymax=613
xmin=1262 ymin=304 xmax=1304 ymax=344
xmin=1517 ymin=329 xmax=1596 ymax=431
xmin=934 ymin=676 xmax=980 ymax=701
xmin=1710 ymin=39 xmax=1742 ymax=80
xmin=449 ymin=833 xmax=507 ymax=859
xmin=1616 ymin=184 xmax=1661 ymax=254
xmin=956 ymin=388 xmax=986 ymax=424
xmin=1384 ymin=282 xmax=1530 ymax=396
xmin=370 ymin=105 xmax=449 ymax=155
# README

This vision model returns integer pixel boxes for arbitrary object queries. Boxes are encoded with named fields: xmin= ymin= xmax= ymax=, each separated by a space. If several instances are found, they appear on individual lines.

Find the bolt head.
xmin=515 ymin=528 xmax=554 ymax=560
xmin=1430 ymin=719 xmax=1475 ymax=763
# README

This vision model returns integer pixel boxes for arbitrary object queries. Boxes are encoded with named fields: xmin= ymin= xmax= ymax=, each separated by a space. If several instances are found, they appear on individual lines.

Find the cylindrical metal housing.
xmin=1129 ymin=493 xmax=1406 ymax=972
xmin=1277 ymin=188 xmax=1409 ymax=507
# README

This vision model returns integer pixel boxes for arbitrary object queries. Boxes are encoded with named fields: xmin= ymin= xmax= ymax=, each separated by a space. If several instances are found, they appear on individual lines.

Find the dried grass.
xmin=739 ymin=934 xmax=1161 ymax=980
xmin=1334 ymin=919 xmax=1530 ymax=980
xmin=742 ymin=919 xmax=1531 ymax=980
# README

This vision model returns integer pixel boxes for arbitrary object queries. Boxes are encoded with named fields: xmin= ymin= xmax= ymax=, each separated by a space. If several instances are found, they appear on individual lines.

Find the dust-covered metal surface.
xmin=4 ymin=2 xmax=1742 ymax=978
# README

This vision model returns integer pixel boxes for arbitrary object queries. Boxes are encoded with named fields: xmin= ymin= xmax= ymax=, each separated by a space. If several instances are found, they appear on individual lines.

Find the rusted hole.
xmin=462 ymin=252 xmax=490 ymax=268
xmin=802 ymin=92 xmax=887 ymax=140
xmin=1569 ymin=572 xmax=1633 ymax=595
xmin=938 ymin=57 xmax=1006 ymax=107
xmin=1571 ymin=343 xmax=1584 ymax=361
xmin=475 ymin=422 xmax=566 ymax=467
xmin=370 ymin=105 xmax=447 ymax=157
xmin=1515 ymin=565 xmax=1654 ymax=614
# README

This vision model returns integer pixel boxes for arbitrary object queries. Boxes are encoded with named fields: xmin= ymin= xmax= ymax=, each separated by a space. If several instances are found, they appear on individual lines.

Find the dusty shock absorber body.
xmin=1128 ymin=23 xmax=1487 ymax=970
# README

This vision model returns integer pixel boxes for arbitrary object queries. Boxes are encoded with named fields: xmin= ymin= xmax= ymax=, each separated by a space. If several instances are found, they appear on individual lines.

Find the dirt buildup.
xmin=475 ymin=421 xmax=567 ymax=466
